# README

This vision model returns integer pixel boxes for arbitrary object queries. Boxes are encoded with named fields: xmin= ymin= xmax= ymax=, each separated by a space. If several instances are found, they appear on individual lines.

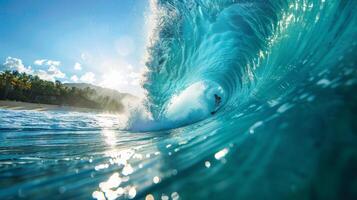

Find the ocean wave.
xmin=140 ymin=0 xmax=356 ymax=126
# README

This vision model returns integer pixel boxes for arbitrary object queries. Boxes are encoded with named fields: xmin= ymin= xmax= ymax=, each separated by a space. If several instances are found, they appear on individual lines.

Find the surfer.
xmin=211 ymin=94 xmax=222 ymax=115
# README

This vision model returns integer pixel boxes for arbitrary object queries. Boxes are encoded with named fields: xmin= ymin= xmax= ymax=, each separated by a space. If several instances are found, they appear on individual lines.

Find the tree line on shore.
xmin=0 ymin=70 xmax=124 ymax=112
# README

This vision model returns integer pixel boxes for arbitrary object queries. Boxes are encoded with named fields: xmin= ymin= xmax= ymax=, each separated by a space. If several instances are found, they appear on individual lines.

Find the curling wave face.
xmin=136 ymin=0 xmax=357 ymax=198
xmin=143 ymin=0 xmax=356 ymax=125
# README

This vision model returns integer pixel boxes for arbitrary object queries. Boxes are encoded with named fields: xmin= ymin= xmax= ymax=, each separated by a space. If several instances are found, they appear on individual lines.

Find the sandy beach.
xmin=0 ymin=100 xmax=100 ymax=112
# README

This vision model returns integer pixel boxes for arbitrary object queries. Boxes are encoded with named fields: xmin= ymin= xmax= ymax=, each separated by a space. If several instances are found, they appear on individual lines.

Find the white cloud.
xmin=80 ymin=52 xmax=93 ymax=62
xmin=48 ymin=65 xmax=65 ymax=78
xmin=3 ymin=57 xmax=33 ymax=74
xmin=80 ymin=72 xmax=95 ymax=83
xmin=74 ymin=62 xmax=82 ymax=70
xmin=81 ymin=53 xmax=87 ymax=61
xmin=33 ymin=59 xmax=65 ymax=81
xmin=34 ymin=59 xmax=61 ymax=67
xmin=34 ymin=59 xmax=47 ymax=66
xmin=34 ymin=66 xmax=66 ymax=82
xmin=2 ymin=57 xmax=67 ymax=82
xmin=71 ymin=75 xmax=79 ymax=82
xmin=36 ymin=70 xmax=54 ymax=81
xmin=46 ymin=60 xmax=61 ymax=67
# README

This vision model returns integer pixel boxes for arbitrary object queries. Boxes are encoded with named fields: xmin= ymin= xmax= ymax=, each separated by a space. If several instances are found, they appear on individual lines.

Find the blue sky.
xmin=0 ymin=0 xmax=149 ymax=96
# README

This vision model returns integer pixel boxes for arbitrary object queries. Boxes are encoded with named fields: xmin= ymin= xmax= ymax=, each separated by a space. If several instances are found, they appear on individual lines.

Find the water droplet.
xmin=161 ymin=194 xmax=169 ymax=200
xmin=171 ymin=192 xmax=180 ymax=200
xmin=122 ymin=164 xmax=134 ymax=176
xmin=277 ymin=103 xmax=293 ymax=113
xmin=215 ymin=148 xmax=229 ymax=160
xmin=146 ymin=194 xmax=155 ymax=200
xmin=128 ymin=187 xmax=136 ymax=199
xmin=249 ymin=121 xmax=264 ymax=134
xmin=205 ymin=161 xmax=211 ymax=168
xmin=92 ymin=191 xmax=105 ymax=200
xmin=317 ymin=78 xmax=331 ymax=88
xmin=153 ymin=176 xmax=160 ymax=184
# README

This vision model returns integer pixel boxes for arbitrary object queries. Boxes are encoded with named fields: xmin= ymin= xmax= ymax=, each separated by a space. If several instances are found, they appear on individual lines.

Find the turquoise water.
xmin=1 ymin=0 xmax=357 ymax=199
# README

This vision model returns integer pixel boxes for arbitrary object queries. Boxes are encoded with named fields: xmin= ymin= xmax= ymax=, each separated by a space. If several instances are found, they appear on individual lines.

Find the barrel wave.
xmin=1 ymin=0 xmax=356 ymax=199
xmin=143 ymin=0 xmax=356 ymax=124
xmin=140 ymin=0 xmax=357 ymax=198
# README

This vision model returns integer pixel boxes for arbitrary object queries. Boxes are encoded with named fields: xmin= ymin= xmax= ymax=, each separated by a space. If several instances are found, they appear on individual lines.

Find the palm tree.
xmin=0 ymin=70 xmax=14 ymax=99
xmin=0 ymin=70 xmax=124 ymax=111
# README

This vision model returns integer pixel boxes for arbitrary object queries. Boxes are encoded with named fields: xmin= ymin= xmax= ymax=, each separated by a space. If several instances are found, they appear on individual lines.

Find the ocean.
xmin=1 ymin=0 xmax=357 ymax=199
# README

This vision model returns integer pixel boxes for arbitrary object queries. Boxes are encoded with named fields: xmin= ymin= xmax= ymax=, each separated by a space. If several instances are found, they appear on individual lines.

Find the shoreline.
xmin=0 ymin=100 xmax=101 ymax=113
